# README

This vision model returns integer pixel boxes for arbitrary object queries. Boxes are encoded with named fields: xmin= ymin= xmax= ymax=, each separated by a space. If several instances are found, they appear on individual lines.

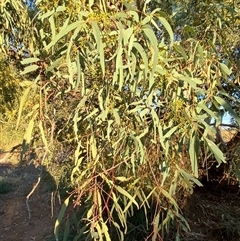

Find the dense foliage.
xmin=1 ymin=0 xmax=239 ymax=240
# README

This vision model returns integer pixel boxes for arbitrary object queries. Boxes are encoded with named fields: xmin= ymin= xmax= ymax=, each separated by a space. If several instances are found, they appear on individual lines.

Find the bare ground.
xmin=0 ymin=159 xmax=60 ymax=241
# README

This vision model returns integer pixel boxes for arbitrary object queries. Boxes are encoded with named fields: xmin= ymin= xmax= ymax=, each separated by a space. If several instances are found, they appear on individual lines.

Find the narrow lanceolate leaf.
xmin=45 ymin=20 xmax=80 ymax=50
xmin=163 ymin=126 xmax=178 ymax=140
xmin=54 ymin=197 xmax=70 ymax=241
xmin=101 ymin=221 xmax=111 ymax=241
xmin=214 ymin=96 xmax=240 ymax=126
xmin=220 ymin=62 xmax=232 ymax=76
xmin=63 ymin=219 xmax=70 ymax=241
xmin=143 ymin=26 xmax=158 ymax=76
xmin=197 ymin=101 xmax=218 ymax=118
xmin=189 ymin=130 xmax=199 ymax=177
xmin=92 ymin=21 xmax=105 ymax=76
xmin=107 ymin=120 xmax=113 ymax=141
xmin=204 ymin=137 xmax=225 ymax=164
xmin=90 ymin=135 xmax=97 ymax=159
xmin=112 ymin=192 xmax=126 ymax=228
xmin=16 ymin=86 xmax=31 ymax=129
xmin=115 ymin=185 xmax=139 ymax=208
xmin=116 ymin=44 xmax=124 ymax=90
xmin=24 ymin=113 xmax=36 ymax=144
xmin=150 ymin=10 xmax=174 ymax=46
xmin=180 ymin=74 xmax=203 ymax=87
xmin=39 ymin=120 xmax=48 ymax=149
xmin=113 ymin=108 xmax=121 ymax=125
xmin=133 ymin=42 xmax=148 ymax=79
xmin=161 ymin=188 xmax=178 ymax=209
xmin=115 ymin=176 xmax=132 ymax=182
xmin=177 ymin=167 xmax=203 ymax=187
xmin=123 ymin=27 xmax=133 ymax=46
xmin=38 ymin=5 xmax=66 ymax=20
xmin=20 ymin=64 xmax=39 ymax=75
xmin=173 ymin=44 xmax=188 ymax=61
xmin=49 ymin=15 xmax=56 ymax=40
xmin=21 ymin=58 xmax=40 ymax=65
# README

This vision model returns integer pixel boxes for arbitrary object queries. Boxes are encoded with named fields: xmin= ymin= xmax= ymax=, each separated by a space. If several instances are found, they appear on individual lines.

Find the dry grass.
xmin=0 ymin=122 xmax=24 ymax=151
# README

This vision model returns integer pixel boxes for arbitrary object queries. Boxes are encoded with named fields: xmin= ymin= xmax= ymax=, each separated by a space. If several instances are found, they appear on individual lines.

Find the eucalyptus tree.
xmin=1 ymin=0 xmax=240 ymax=240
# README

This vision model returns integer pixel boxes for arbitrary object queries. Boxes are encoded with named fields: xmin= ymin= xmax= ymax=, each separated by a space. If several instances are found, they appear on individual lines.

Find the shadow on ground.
xmin=0 ymin=151 xmax=60 ymax=241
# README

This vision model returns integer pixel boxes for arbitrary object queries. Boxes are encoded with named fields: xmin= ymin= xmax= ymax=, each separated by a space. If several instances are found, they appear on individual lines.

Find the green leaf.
xmin=197 ymin=101 xmax=218 ymax=118
xmin=204 ymin=137 xmax=225 ymax=164
xmin=180 ymin=74 xmax=203 ymax=86
xmin=19 ymin=80 xmax=35 ymax=87
xmin=92 ymin=21 xmax=105 ymax=76
xmin=163 ymin=126 xmax=178 ymax=139
xmin=142 ymin=16 xmax=151 ymax=25
xmin=197 ymin=43 xmax=204 ymax=64
xmin=112 ymin=192 xmax=126 ymax=228
xmin=90 ymin=135 xmax=97 ymax=159
xmin=84 ymin=108 xmax=99 ymax=121
xmin=101 ymin=221 xmax=111 ymax=241
xmin=63 ymin=219 xmax=70 ymax=241
xmin=45 ymin=20 xmax=80 ymax=50
xmin=143 ymin=26 xmax=158 ymax=76
xmin=107 ymin=120 xmax=114 ymax=141
xmin=21 ymin=58 xmax=40 ymax=65
xmin=160 ymin=162 xmax=169 ymax=186
xmin=49 ymin=15 xmax=56 ymax=40
xmin=123 ymin=27 xmax=133 ymax=46
xmin=16 ymin=85 xmax=32 ymax=129
xmin=54 ymin=197 xmax=70 ymax=241
xmin=24 ymin=114 xmax=36 ymax=144
xmin=113 ymin=108 xmax=121 ymax=125
xmin=214 ymin=96 xmax=240 ymax=126
xmin=115 ymin=185 xmax=139 ymax=208
xmin=38 ymin=5 xmax=66 ymax=20
xmin=115 ymin=176 xmax=132 ymax=182
xmin=133 ymin=42 xmax=148 ymax=79
xmin=189 ymin=130 xmax=199 ymax=177
xmin=156 ymin=16 xmax=174 ymax=46
xmin=20 ymin=65 xmax=39 ymax=75
xmin=161 ymin=188 xmax=178 ymax=209
xmin=220 ymin=62 xmax=232 ymax=76
xmin=177 ymin=167 xmax=203 ymax=187
xmin=173 ymin=44 xmax=188 ymax=61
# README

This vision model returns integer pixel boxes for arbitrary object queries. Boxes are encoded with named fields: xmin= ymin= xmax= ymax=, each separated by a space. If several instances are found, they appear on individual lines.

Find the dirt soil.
xmin=180 ymin=186 xmax=240 ymax=241
xmin=0 ymin=157 xmax=60 ymax=241
xmin=1 ymin=155 xmax=240 ymax=241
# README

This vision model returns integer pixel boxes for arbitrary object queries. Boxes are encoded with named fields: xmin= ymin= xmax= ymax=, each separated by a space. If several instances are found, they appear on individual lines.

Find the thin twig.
xmin=26 ymin=176 xmax=41 ymax=220
xmin=51 ymin=191 xmax=54 ymax=218
xmin=26 ymin=151 xmax=47 ymax=219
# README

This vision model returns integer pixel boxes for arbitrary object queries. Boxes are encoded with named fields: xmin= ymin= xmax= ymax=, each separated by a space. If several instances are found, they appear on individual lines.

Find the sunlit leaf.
xmin=220 ymin=62 xmax=232 ymax=76
xmin=20 ymin=65 xmax=39 ymax=75
xmin=21 ymin=58 xmax=40 ymax=65
xmin=92 ymin=21 xmax=105 ymax=76
xmin=54 ymin=197 xmax=70 ymax=241
xmin=204 ymin=137 xmax=225 ymax=164
xmin=45 ymin=20 xmax=80 ymax=50
xmin=115 ymin=185 xmax=139 ymax=208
